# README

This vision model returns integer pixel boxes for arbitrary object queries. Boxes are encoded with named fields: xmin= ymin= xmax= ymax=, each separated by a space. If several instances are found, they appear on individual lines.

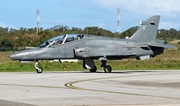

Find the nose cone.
xmin=9 ymin=54 xmax=17 ymax=60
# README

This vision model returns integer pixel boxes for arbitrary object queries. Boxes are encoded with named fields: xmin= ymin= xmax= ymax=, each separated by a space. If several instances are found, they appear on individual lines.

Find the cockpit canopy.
xmin=39 ymin=34 xmax=84 ymax=48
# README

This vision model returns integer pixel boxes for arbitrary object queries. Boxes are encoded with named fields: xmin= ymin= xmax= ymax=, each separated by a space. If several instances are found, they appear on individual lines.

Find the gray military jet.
xmin=9 ymin=15 xmax=176 ymax=73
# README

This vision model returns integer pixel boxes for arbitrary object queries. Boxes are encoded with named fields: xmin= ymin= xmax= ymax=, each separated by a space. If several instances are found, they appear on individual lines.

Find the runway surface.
xmin=0 ymin=70 xmax=180 ymax=106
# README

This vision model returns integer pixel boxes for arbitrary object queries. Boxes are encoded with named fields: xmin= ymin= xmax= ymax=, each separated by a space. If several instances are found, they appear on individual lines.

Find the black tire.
xmin=36 ymin=67 xmax=43 ymax=73
xmin=89 ymin=66 xmax=97 ymax=72
xmin=104 ymin=65 xmax=112 ymax=73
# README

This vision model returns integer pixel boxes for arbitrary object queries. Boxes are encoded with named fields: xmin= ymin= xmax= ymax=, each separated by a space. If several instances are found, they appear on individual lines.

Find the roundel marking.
xmin=85 ymin=49 xmax=90 ymax=55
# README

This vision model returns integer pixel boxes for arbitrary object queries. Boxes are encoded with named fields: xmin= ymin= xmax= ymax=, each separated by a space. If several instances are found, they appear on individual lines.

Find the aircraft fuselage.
xmin=10 ymin=35 xmax=162 ymax=61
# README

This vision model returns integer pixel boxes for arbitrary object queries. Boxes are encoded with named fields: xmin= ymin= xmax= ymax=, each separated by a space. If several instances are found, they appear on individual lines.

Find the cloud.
xmin=0 ymin=22 xmax=8 ymax=28
xmin=159 ymin=21 xmax=179 ymax=29
xmin=93 ymin=0 xmax=180 ymax=17
xmin=1 ymin=0 xmax=179 ymax=32
xmin=92 ymin=0 xmax=180 ymax=31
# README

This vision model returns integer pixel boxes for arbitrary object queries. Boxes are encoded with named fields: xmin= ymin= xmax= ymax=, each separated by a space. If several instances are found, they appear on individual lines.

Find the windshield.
xmin=39 ymin=34 xmax=84 ymax=48
xmin=39 ymin=34 xmax=66 ymax=48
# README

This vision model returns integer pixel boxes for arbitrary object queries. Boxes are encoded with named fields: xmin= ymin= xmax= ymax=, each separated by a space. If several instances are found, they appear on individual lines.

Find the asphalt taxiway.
xmin=0 ymin=70 xmax=180 ymax=106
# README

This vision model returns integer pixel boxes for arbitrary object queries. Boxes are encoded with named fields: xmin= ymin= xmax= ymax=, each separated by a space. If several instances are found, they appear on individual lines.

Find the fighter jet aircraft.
xmin=9 ymin=15 xmax=176 ymax=73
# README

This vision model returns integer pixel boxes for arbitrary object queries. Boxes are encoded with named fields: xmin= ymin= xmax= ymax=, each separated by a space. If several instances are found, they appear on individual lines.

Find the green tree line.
xmin=0 ymin=25 xmax=179 ymax=51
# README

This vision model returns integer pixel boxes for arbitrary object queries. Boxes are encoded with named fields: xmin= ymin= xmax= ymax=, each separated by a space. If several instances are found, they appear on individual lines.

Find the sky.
xmin=0 ymin=0 xmax=180 ymax=32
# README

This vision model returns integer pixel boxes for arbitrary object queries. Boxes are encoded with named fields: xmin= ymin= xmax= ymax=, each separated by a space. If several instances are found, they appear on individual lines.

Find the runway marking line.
xmin=65 ymin=73 xmax=180 ymax=101
xmin=0 ymin=83 xmax=66 ymax=89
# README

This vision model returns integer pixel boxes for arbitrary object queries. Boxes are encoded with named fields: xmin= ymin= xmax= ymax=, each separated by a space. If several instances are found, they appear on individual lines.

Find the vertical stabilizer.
xmin=129 ymin=15 xmax=160 ymax=41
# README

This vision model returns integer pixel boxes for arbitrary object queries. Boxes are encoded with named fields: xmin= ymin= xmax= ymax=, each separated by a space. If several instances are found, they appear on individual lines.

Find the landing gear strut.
xmin=101 ymin=60 xmax=112 ymax=73
xmin=83 ymin=59 xmax=97 ymax=72
xmin=35 ymin=61 xmax=43 ymax=73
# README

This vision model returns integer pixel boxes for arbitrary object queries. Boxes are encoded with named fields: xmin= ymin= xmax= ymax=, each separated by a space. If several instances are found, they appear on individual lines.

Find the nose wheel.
xmin=35 ymin=61 xmax=43 ymax=73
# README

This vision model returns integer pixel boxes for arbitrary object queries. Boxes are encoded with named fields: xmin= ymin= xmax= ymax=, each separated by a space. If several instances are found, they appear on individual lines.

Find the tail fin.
xmin=129 ymin=15 xmax=160 ymax=41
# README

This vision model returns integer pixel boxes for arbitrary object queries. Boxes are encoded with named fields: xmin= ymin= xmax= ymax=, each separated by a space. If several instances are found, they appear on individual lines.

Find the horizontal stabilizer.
xmin=148 ymin=43 xmax=176 ymax=49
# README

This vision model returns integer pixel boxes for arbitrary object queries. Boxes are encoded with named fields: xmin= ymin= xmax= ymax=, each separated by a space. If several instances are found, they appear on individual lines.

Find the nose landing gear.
xmin=35 ymin=61 xmax=43 ymax=73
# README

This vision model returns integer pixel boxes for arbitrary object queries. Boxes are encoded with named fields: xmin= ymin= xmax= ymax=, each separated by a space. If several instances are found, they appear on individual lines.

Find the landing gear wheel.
xmin=104 ymin=65 xmax=112 ymax=73
xmin=36 ymin=67 xmax=43 ymax=73
xmin=89 ymin=66 xmax=97 ymax=72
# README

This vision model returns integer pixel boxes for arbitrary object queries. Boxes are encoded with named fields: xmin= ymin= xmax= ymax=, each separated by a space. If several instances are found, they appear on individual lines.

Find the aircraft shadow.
xmin=43 ymin=70 xmax=153 ymax=74
xmin=95 ymin=70 xmax=152 ymax=74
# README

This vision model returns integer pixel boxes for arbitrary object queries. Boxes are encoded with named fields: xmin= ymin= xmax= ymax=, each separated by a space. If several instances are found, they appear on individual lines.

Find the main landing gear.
xmin=83 ymin=59 xmax=112 ymax=73
xmin=83 ymin=59 xmax=97 ymax=72
xmin=35 ymin=61 xmax=43 ymax=73
xmin=35 ymin=59 xmax=112 ymax=73
xmin=101 ymin=60 xmax=112 ymax=73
